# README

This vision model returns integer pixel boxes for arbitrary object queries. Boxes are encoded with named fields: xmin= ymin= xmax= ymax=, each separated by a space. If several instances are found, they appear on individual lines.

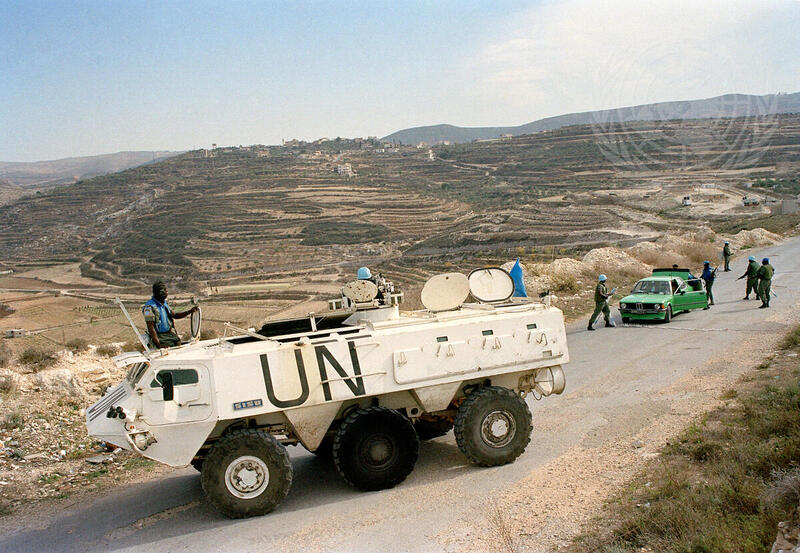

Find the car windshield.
xmin=632 ymin=280 xmax=671 ymax=295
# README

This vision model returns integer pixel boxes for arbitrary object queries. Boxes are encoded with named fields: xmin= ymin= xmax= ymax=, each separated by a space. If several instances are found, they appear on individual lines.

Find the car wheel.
xmin=333 ymin=406 xmax=419 ymax=491
xmin=454 ymin=386 xmax=532 ymax=467
xmin=201 ymin=429 xmax=293 ymax=518
xmin=621 ymin=317 xmax=631 ymax=324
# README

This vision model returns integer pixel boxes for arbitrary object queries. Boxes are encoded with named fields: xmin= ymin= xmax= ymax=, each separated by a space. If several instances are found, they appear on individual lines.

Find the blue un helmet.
xmin=357 ymin=267 xmax=372 ymax=280
xmin=762 ymin=258 xmax=769 ymax=264
xmin=703 ymin=260 xmax=710 ymax=266
xmin=598 ymin=274 xmax=607 ymax=282
xmin=724 ymin=241 xmax=729 ymax=245
xmin=748 ymin=255 xmax=756 ymax=261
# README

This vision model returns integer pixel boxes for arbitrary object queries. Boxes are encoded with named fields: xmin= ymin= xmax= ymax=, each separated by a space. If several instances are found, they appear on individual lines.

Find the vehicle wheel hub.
xmin=225 ymin=455 xmax=269 ymax=499
xmin=361 ymin=434 xmax=396 ymax=470
xmin=481 ymin=410 xmax=516 ymax=448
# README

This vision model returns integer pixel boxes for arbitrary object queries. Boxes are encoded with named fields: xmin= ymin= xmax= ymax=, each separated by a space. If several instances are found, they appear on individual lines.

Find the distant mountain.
xmin=382 ymin=92 xmax=800 ymax=145
xmin=0 ymin=150 xmax=182 ymax=189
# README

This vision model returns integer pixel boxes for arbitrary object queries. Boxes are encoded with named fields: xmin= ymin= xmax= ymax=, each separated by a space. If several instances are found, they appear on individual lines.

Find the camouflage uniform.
xmin=588 ymin=282 xmax=612 ymax=328
xmin=756 ymin=263 xmax=774 ymax=307
xmin=740 ymin=259 xmax=759 ymax=299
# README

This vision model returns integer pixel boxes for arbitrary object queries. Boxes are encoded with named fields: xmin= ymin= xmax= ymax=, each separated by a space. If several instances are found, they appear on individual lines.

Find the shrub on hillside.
xmin=632 ymin=249 xmax=685 ymax=269
xmin=680 ymin=242 xmax=719 ymax=265
xmin=95 ymin=344 xmax=120 ymax=357
xmin=17 ymin=347 xmax=57 ymax=371
xmin=65 ymin=338 xmax=89 ymax=353
xmin=0 ymin=340 xmax=10 ymax=368
xmin=1 ymin=411 xmax=23 ymax=430
xmin=552 ymin=273 xmax=581 ymax=295
xmin=121 ymin=340 xmax=143 ymax=353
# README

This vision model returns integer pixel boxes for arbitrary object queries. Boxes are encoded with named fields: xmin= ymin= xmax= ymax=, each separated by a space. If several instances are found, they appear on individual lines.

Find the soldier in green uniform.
xmin=722 ymin=241 xmax=732 ymax=271
xmin=756 ymin=257 xmax=774 ymax=308
xmin=587 ymin=274 xmax=616 ymax=331
xmin=737 ymin=255 xmax=760 ymax=300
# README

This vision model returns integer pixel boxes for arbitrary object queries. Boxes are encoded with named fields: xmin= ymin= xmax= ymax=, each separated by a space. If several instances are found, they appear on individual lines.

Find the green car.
xmin=619 ymin=268 xmax=709 ymax=323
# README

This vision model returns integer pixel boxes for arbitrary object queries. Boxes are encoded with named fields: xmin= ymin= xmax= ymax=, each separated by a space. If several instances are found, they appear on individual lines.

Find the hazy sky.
xmin=2 ymin=0 xmax=799 ymax=162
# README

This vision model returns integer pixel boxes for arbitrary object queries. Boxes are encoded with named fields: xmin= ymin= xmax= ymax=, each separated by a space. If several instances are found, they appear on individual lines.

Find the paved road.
xmin=3 ymin=238 xmax=799 ymax=553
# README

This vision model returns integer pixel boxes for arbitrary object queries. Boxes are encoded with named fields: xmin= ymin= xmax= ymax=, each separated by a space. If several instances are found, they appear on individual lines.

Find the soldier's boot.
xmin=587 ymin=321 xmax=595 ymax=331
xmin=743 ymin=296 xmax=749 ymax=300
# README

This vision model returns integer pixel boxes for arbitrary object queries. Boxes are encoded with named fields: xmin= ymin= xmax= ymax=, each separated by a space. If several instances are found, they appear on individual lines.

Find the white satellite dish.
xmin=468 ymin=267 xmax=515 ymax=303
xmin=420 ymin=273 xmax=470 ymax=312
xmin=343 ymin=280 xmax=379 ymax=304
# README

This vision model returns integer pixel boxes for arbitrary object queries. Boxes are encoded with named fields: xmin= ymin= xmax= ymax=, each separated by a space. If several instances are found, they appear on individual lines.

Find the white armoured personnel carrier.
xmin=87 ymin=269 xmax=568 ymax=518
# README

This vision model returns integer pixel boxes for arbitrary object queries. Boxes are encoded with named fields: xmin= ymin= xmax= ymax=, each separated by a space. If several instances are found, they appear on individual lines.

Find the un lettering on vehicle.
xmin=260 ymin=342 xmax=367 ymax=408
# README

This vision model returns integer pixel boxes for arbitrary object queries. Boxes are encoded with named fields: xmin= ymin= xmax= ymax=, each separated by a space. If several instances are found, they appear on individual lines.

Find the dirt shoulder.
xmin=0 ymin=349 xmax=173 ymax=528
xmin=435 ymin=302 xmax=800 ymax=553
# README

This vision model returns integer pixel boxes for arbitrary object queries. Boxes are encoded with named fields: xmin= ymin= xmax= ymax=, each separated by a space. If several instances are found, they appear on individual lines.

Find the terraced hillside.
xmin=1 ymin=114 xmax=799 ymax=291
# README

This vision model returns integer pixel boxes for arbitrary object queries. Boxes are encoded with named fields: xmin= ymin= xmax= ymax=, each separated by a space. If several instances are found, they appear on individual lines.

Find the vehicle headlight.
xmin=620 ymin=303 xmax=626 ymax=308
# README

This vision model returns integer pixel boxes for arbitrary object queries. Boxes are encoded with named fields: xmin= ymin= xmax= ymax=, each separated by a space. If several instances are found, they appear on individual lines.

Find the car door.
xmin=670 ymin=279 xmax=691 ymax=312
xmin=141 ymin=363 xmax=213 ymax=425
xmin=676 ymin=277 xmax=706 ymax=310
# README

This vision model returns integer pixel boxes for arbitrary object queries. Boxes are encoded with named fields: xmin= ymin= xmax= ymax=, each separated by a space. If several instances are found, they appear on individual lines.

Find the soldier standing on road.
xmin=756 ymin=257 xmax=775 ymax=309
xmin=737 ymin=255 xmax=760 ymax=300
xmin=587 ymin=274 xmax=616 ymax=331
xmin=723 ymin=241 xmax=732 ymax=271
xmin=701 ymin=261 xmax=716 ymax=308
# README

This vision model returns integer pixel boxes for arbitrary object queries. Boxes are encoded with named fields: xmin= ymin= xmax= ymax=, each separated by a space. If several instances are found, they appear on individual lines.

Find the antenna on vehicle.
xmin=114 ymin=297 xmax=152 ymax=354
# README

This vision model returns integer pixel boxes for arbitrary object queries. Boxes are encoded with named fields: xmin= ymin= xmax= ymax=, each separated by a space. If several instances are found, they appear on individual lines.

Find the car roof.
xmin=637 ymin=276 xmax=678 ymax=282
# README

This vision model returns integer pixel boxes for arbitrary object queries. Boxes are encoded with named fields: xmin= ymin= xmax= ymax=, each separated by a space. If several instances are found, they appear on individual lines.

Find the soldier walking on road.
xmin=723 ymin=241 xmax=732 ymax=271
xmin=587 ymin=274 xmax=616 ymax=331
xmin=737 ymin=255 xmax=760 ymax=300
xmin=756 ymin=257 xmax=774 ymax=309
xmin=701 ymin=261 xmax=717 ymax=308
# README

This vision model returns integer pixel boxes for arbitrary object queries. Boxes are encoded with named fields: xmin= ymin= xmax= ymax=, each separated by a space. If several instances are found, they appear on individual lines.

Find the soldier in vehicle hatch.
xmin=587 ymin=274 xmax=616 ymax=331
xmin=142 ymin=280 xmax=198 ymax=348
xmin=737 ymin=255 xmax=760 ymax=300
xmin=756 ymin=258 xmax=774 ymax=309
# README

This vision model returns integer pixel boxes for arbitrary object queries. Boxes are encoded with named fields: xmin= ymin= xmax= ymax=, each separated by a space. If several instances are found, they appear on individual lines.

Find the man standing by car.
xmin=142 ymin=280 xmax=198 ymax=348
xmin=722 ymin=241 xmax=732 ymax=271
xmin=588 ymin=274 xmax=616 ymax=331
xmin=701 ymin=261 xmax=716 ymax=308
xmin=756 ymin=258 xmax=774 ymax=308
xmin=737 ymin=255 xmax=760 ymax=300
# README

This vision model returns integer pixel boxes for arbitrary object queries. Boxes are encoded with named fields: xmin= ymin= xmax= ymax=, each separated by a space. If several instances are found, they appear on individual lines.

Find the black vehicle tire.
xmin=332 ymin=406 xmax=419 ymax=491
xmin=414 ymin=417 xmax=454 ymax=440
xmin=190 ymin=456 xmax=204 ymax=472
xmin=200 ymin=429 xmax=292 ymax=519
xmin=621 ymin=317 xmax=631 ymax=324
xmin=662 ymin=306 xmax=672 ymax=323
xmin=454 ymin=386 xmax=532 ymax=467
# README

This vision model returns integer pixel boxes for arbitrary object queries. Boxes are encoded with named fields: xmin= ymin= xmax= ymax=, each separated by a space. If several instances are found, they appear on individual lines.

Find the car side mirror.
xmin=161 ymin=372 xmax=174 ymax=401
xmin=679 ymin=289 xmax=686 ymax=294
